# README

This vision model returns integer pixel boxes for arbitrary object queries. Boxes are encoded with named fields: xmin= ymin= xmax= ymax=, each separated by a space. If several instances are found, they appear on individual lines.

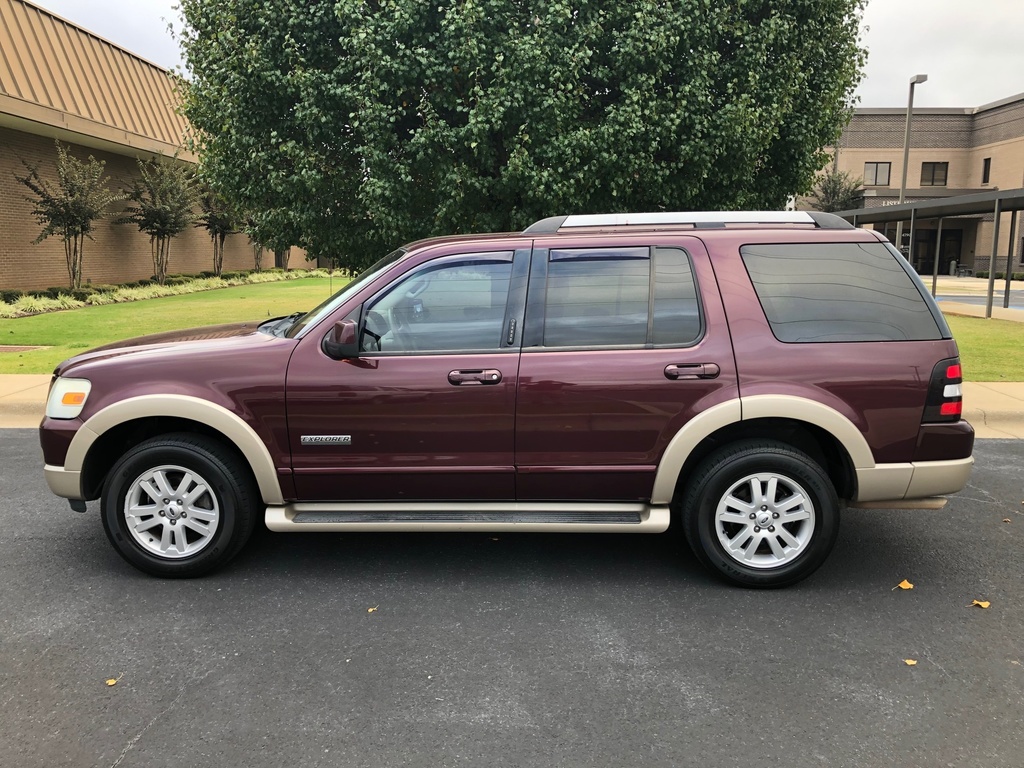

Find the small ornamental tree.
xmin=196 ymin=191 xmax=237 ymax=276
xmin=808 ymin=168 xmax=863 ymax=213
xmin=117 ymin=156 xmax=199 ymax=284
xmin=16 ymin=141 xmax=122 ymax=288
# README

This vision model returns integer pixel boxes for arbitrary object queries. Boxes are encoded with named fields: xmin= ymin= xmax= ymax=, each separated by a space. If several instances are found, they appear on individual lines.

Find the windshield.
xmin=285 ymin=248 xmax=406 ymax=338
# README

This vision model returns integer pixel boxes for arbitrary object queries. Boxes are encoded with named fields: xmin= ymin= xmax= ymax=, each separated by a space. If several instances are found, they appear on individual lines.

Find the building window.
xmin=982 ymin=157 xmax=991 ymax=184
xmin=921 ymin=162 xmax=948 ymax=186
xmin=864 ymin=162 xmax=891 ymax=186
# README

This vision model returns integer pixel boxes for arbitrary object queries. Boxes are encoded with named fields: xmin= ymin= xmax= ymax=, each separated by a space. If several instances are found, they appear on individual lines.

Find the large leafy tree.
xmin=179 ymin=0 xmax=866 ymax=269
xmin=16 ymin=141 xmax=123 ymax=288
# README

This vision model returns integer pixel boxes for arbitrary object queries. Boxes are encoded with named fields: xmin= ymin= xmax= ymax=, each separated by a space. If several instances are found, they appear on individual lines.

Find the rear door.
xmin=514 ymin=236 xmax=739 ymax=500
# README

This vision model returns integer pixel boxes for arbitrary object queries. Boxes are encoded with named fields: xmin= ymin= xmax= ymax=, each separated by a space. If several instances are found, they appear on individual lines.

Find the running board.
xmin=265 ymin=502 xmax=670 ymax=533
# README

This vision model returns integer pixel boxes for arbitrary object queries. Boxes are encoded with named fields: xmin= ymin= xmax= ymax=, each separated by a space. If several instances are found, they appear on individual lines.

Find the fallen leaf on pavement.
xmin=105 ymin=673 xmax=123 ymax=687
xmin=893 ymin=579 xmax=914 ymax=590
xmin=904 ymin=659 xmax=918 ymax=666
xmin=1004 ymin=518 xmax=1012 ymax=523
xmin=367 ymin=605 xmax=378 ymax=613
xmin=970 ymin=600 xmax=991 ymax=609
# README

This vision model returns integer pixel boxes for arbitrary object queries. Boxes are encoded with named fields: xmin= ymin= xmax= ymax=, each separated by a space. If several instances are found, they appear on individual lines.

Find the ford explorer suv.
xmin=39 ymin=211 xmax=974 ymax=587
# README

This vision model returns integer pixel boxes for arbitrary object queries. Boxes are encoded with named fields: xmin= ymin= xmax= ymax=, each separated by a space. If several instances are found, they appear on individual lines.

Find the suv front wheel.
xmin=681 ymin=440 xmax=840 ymax=588
xmin=100 ymin=433 xmax=259 ymax=577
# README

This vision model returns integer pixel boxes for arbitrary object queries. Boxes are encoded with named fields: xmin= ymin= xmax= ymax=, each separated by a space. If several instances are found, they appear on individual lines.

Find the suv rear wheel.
xmin=681 ymin=440 xmax=839 ymax=588
xmin=100 ymin=433 xmax=258 ymax=577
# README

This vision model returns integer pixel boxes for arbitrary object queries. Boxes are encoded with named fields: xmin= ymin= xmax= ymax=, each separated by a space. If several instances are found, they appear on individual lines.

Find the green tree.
xmin=196 ymin=191 xmax=238 ymax=276
xmin=117 ymin=156 xmax=199 ymax=285
xmin=15 ymin=141 xmax=122 ymax=288
xmin=179 ymin=0 xmax=866 ymax=269
xmin=807 ymin=167 xmax=863 ymax=212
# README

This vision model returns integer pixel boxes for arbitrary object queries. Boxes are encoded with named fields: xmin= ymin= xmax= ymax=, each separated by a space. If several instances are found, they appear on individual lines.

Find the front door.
xmin=286 ymin=249 xmax=528 ymax=501
xmin=514 ymin=237 xmax=738 ymax=500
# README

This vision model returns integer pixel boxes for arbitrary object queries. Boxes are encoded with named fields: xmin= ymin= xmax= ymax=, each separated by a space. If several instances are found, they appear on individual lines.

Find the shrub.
xmin=976 ymin=270 xmax=989 ymax=279
xmin=69 ymin=288 xmax=95 ymax=301
xmin=1013 ymin=273 xmax=1024 ymax=281
xmin=0 ymin=290 xmax=23 ymax=303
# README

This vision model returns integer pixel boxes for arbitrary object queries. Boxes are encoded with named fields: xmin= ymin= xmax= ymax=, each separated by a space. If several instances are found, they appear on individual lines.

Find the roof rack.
xmin=522 ymin=211 xmax=853 ymax=234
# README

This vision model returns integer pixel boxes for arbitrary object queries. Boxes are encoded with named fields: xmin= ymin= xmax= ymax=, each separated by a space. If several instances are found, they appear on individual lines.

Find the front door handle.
xmin=448 ymin=369 xmax=503 ymax=385
xmin=665 ymin=363 xmax=721 ymax=380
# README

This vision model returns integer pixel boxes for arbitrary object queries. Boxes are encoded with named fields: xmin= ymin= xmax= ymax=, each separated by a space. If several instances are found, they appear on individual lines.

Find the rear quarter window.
xmin=740 ymin=242 xmax=946 ymax=342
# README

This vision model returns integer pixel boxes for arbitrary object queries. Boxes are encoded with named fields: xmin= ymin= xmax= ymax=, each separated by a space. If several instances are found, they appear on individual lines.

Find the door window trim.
xmin=522 ymin=245 xmax=706 ymax=352
xmin=348 ymin=250 xmax=527 ymax=357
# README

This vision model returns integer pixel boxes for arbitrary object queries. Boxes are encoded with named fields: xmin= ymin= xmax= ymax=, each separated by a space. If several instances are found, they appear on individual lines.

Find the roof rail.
xmin=522 ymin=211 xmax=853 ymax=234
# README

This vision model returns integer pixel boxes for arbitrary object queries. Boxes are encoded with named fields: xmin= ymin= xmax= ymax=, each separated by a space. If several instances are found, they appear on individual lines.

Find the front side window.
xmin=541 ymin=247 xmax=701 ymax=348
xmin=741 ymin=242 xmax=944 ymax=342
xmin=864 ymin=162 xmax=891 ymax=186
xmin=362 ymin=253 xmax=513 ymax=353
xmin=921 ymin=162 xmax=949 ymax=186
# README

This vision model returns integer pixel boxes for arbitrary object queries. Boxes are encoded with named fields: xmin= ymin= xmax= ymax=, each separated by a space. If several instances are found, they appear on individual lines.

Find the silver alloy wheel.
xmin=714 ymin=472 xmax=816 ymax=569
xmin=123 ymin=464 xmax=221 ymax=559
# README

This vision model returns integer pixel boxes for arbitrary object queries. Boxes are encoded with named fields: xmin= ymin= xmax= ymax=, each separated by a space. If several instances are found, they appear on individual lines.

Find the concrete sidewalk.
xmin=1 ymin=373 xmax=1020 ymax=438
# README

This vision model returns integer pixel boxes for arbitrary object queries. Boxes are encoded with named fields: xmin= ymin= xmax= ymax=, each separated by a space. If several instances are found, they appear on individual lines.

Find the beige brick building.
xmin=0 ymin=0 xmax=283 ymax=291
xmin=828 ymin=94 xmax=1024 ymax=275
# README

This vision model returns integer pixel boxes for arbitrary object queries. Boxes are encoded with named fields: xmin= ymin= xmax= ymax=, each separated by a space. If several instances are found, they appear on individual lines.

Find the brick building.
xmin=828 ymin=94 xmax=1024 ymax=275
xmin=0 ymin=0 xmax=279 ymax=291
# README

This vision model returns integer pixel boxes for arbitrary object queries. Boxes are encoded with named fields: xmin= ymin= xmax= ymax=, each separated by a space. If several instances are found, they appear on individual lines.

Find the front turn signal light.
xmin=46 ymin=378 xmax=92 ymax=419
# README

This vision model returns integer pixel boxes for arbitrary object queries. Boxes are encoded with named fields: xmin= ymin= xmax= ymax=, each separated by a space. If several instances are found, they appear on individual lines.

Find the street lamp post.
xmin=894 ymin=74 xmax=928 ymax=259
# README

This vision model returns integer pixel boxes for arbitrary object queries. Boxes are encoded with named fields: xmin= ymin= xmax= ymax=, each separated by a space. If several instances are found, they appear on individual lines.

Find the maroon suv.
xmin=39 ymin=211 xmax=974 ymax=587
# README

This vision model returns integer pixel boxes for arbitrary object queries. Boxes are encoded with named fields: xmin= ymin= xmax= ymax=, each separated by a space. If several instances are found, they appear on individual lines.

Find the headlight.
xmin=46 ymin=377 xmax=92 ymax=419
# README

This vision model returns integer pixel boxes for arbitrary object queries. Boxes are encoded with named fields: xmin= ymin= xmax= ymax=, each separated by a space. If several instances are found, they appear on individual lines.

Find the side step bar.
xmin=266 ymin=502 xmax=670 ymax=533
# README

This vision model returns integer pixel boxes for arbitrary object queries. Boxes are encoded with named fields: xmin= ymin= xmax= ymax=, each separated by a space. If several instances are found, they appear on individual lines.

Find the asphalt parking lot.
xmin=2 ymin=429 xmax=1023 ymax=768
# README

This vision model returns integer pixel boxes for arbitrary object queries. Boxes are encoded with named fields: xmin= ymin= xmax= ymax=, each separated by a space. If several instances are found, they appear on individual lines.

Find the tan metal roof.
xmin=0 ymin=0 xmax=192 ymax=158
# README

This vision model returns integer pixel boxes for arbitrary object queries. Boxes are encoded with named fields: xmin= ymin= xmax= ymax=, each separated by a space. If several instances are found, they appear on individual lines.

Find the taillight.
xmin=923 ymin=358 xmax=963 ymax=423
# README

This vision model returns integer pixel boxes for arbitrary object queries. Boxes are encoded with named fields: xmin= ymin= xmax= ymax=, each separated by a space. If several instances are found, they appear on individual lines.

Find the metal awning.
xmin=832 ymin=188 xmax=1024 ymax=317
xmin=833 ymin=188 xmax=1024 ymax=224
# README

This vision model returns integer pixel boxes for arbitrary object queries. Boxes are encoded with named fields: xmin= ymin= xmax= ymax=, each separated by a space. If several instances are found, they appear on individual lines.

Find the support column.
xmin=985 ymin=198 xmax=1002 ymax=318
xmin=932 ymin=217 xmax=944 ymax=297
xmin=1003 ymin=212 xmax=1018 ymax=309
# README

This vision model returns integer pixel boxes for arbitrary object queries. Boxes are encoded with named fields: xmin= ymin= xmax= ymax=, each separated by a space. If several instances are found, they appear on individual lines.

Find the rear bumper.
xmin=44 ymin=464 xmax=83 ymax=500
xmin=854 ymin=455 xmax=974 ymax=505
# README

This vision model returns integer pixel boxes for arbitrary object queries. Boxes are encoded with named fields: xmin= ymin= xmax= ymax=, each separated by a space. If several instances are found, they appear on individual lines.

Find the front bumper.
xmin=44 ymin=464 xmax=83 ymax=500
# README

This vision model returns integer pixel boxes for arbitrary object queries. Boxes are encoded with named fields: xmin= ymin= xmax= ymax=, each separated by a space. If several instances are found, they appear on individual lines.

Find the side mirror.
xmin=324 ymin=319 xmax=360 ymax=360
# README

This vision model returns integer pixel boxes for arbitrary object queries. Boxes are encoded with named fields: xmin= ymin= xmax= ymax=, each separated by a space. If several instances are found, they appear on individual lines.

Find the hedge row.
xmin=972 ymin=271 xmax=1024 ymax=280
xmin=0 ymin=269 xmax=333 ymax=318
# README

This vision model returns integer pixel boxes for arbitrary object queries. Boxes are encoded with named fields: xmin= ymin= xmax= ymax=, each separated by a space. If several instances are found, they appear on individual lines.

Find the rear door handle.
xmin=448 ymin=369 xmax=503 ymax=385
xmin=664 ymin=363 xmax=721 ymax=380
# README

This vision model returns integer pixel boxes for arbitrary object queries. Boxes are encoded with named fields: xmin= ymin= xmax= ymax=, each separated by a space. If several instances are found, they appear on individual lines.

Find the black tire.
xmin=680 ymin=440 xmax=839 ymax=588
xmin=100 ymin=433 xmax=259 ymax=578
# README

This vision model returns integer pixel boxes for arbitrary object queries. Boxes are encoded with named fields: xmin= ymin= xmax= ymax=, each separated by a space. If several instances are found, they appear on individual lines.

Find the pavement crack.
xmin=108 ymin=668 xmax=213 ymax=768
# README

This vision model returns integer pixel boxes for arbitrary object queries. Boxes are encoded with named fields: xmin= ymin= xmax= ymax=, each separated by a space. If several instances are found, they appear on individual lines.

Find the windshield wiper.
xmin=261 ymin=312 xmax=305 ymax=337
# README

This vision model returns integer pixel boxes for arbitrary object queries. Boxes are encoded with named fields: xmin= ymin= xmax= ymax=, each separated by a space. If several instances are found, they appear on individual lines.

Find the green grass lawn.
xmin=1 ymin=279 xmax=1021 ymax=381
xmin=945 ymin=315 xmax=1024 ymax=382
xmin=0 ymin=277 xmax=345 ymax=374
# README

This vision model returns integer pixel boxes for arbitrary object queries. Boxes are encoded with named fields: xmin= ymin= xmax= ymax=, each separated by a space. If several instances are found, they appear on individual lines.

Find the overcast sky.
xmin=30 ymin=0 xmax=1024 ymax=108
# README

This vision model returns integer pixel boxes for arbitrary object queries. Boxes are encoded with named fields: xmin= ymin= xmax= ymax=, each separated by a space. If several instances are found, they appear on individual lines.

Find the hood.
xmin=56 ymin=321 xmax=269 ymax=375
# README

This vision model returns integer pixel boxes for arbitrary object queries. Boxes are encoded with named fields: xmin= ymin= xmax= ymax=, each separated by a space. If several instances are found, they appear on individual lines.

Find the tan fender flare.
xmin=652 ymin=395 xmax=878 ymax=505
xmin=66 ymin=394 xmax=284 ymax=505
xmin=651 ymin=400 xmax=742 ymax=504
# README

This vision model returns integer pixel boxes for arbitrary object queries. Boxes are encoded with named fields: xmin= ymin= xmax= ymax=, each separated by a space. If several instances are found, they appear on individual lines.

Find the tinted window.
xmin=652 ymin=248 xmax=701 ymax=345
xmin=544 ymin=248 xmax=649 ymax=347
xmin=364 ymin=254 xmax=513 ymax=353
xmin=542 ymin=247 xmax=702 ymax=347
xmin=741 ymin=242 xmax=943 ymax=342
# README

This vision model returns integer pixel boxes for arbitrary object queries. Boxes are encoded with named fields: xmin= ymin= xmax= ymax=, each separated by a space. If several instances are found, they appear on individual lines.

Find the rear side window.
xmin=741 ymin=242 xmax=944 ymax=342
xmin=542 ymin=247 xmax=701 ymax=347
